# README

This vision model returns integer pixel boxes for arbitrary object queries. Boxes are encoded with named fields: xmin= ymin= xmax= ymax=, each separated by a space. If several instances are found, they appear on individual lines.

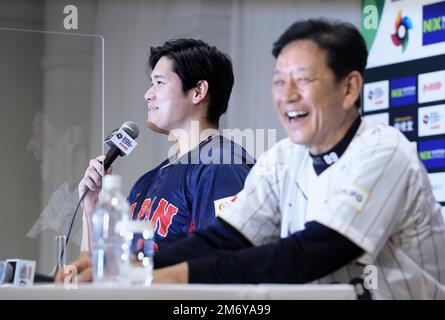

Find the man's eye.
xmin=296 ymin=77 xmax=311 ymax=85
xmin=151 ymin=80 xmax=164 ymax=86
xmin=273 ymin=79 xmax=284 ymax=86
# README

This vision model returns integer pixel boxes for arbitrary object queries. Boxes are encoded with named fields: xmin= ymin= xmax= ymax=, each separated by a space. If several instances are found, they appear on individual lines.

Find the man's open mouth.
xmin=286 ymin=110 xmax=308 ymax=121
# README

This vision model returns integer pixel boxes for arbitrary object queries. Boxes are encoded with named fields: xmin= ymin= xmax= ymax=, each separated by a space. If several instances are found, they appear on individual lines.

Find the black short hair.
xmin=149 ymin=39 xmax=234 ymax=127
xmin=272 ymin=19 xmax=368 ymax=108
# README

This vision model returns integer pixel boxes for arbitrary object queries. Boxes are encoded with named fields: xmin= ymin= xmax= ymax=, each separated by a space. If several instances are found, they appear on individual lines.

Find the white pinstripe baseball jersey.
xmin=219 ymin=118 xmax=445 ymax=299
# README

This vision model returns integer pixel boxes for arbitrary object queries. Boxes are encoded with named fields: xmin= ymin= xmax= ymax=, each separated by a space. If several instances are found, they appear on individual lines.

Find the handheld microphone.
xmin=103 ymin=121 xmax=139 ymax=170
xmin=54 ymin=121 xmax=140 ymax=278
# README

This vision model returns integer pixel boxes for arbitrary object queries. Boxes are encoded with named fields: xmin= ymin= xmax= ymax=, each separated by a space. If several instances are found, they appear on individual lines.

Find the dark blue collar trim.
xmin=309 ymin=116 xmax=361 ymax=175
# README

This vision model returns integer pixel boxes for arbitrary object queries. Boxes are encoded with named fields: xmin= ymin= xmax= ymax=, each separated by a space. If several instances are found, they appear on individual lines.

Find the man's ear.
xmin=342 ymin=71 xmax=363 ymax=110
xmin=192 ymin=80 xmax=209 ymax=105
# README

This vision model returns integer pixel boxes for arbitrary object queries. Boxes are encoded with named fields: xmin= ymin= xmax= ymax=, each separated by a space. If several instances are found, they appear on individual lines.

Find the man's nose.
xmin=282 ymin=79 xmax=300 ymax=103
xmin=144 ymin=87 xmax=154 ymax=101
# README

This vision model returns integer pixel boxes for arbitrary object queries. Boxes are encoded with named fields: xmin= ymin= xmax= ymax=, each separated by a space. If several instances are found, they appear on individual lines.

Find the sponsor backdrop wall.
xmin=361 ymin=0 xmax=445 ymax=219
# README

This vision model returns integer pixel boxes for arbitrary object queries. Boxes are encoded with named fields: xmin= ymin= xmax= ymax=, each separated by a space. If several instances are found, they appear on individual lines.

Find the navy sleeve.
xmin=188 ymin=221 xmax=364 ymax=284
xmin=154 ymin=218 xmax=252 ymax=268
xmin=190 ymin=163 xmax=251 ymax=230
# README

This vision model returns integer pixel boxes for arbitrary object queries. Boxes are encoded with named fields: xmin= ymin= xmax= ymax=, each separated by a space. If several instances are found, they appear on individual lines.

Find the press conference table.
xmin=0 ymin=283 xmax=356 ymax=300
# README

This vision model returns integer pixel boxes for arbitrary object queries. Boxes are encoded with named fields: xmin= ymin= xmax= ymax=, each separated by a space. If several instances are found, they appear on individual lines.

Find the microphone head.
xmin=121 ymin=121 xmax=139 ymax=139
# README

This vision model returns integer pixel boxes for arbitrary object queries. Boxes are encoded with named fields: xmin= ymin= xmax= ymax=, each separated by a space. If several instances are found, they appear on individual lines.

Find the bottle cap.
xmin=102 ymin=175 xmax=121 ymax=190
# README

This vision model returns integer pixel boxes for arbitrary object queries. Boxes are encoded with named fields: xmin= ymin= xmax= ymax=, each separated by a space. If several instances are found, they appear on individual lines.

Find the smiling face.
xmin=272 ymin=40 xmax=359 ymax=154
xmin=144 ymin=56 xmax=196 ymax=133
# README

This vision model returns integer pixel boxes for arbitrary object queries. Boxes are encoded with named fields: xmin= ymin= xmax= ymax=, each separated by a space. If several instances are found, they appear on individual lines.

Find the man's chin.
xmin=287 ymin=131 xmax=304 ymax=145
xmin=147 ymin=121 xmax=168 ymax=135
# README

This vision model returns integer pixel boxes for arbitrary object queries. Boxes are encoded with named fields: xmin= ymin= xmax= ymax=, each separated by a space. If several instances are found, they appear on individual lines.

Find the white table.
xmin=0 ymin=283 xmax=356 ymax=300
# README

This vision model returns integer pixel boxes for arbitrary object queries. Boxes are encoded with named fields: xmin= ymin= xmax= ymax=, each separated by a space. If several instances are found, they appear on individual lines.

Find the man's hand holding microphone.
xmin=55 ymin=121 xmax=139 ymax=284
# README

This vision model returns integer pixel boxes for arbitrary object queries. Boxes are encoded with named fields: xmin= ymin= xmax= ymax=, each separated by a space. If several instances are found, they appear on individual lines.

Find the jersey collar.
xmin=309 ymin=116 xmax=362 ymax=175
xmin=165 ymin=134 xmax=220 ymax=167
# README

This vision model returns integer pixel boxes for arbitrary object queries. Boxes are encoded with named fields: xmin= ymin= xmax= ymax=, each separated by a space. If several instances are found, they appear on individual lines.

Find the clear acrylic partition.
xmin=0 ymin=27 xmax=103 ymax=274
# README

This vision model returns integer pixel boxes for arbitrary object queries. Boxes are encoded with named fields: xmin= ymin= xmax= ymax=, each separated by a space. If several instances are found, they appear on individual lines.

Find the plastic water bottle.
xmin=91 ymin=175 xmax=129 ymax=284
xmin=116 ymin=220 xmax=154 ymax=286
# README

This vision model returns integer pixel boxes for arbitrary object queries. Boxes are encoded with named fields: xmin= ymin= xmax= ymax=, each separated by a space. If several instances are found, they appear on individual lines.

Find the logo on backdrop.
xmin=419 ymin=139 xmax=445 ymax=170
xmin=423 ymin=1 xmax=445 ymax=46
xmin=390 ymin=108 xmax=417 ymax=140
xmin=390 ymin=76 xmax=416 ymax=107
xmin=418 ymin=70 xmax=445 ymax=104
xmin=418 ymin=104 xmax=445 ymax=137
xmin=391 ymin=10 xmax=413 ymax=52
xmin=363 ymin=80 xmax=389 ymax=112
xmin=393 ymin=116 xmax=414 ymax=134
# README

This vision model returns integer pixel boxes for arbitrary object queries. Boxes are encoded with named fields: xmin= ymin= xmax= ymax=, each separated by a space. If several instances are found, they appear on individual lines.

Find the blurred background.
xmin=0 ymin=0 xmax=360 ymax=274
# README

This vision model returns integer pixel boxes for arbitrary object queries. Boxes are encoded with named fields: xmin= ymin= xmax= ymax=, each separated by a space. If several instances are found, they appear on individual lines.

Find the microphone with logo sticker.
xmin=103 ymin=121 xmax=139 ymax=170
